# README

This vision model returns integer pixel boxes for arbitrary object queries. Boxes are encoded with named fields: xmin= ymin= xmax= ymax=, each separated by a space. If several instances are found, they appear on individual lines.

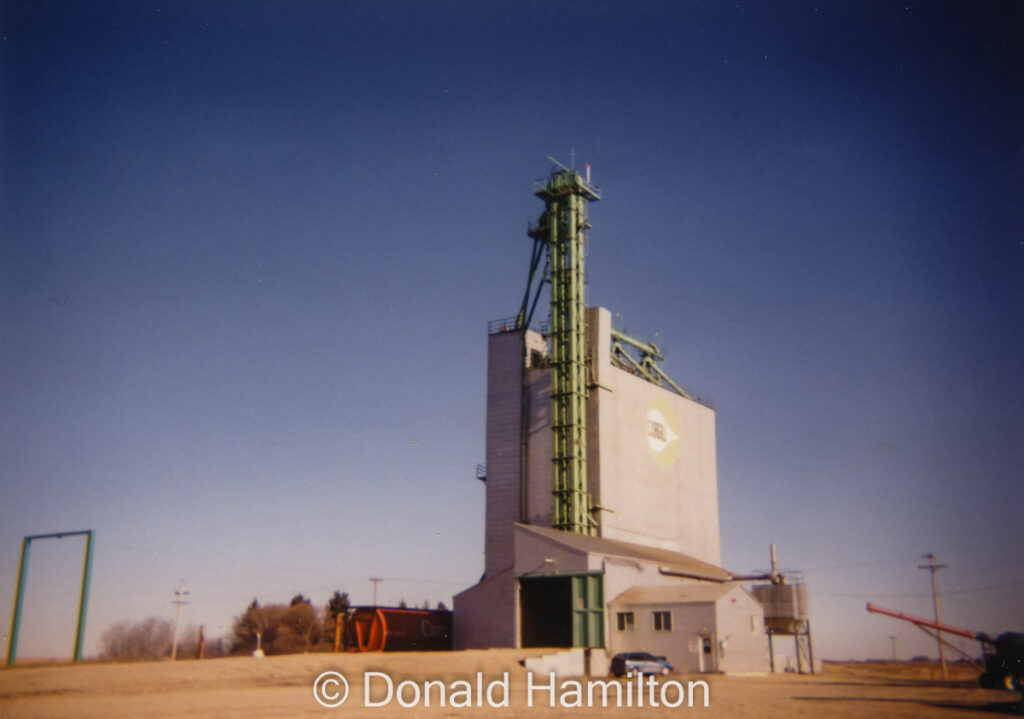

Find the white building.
xmin=454 ymin=306 xmax=769 ymax=675
xmin=610 ymin=584 xmax=768 ymax=675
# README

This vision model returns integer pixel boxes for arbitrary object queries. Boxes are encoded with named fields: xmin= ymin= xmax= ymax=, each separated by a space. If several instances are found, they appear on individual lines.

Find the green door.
xmin=570 ymin=573 xmax=604 ymax=648
xmin=519 ymin=572 xmax=605 ymax=648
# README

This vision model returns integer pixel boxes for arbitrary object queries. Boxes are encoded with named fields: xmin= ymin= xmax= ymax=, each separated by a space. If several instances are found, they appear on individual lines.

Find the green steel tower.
xmin=527 ymin=163 xmax=600 ymax=535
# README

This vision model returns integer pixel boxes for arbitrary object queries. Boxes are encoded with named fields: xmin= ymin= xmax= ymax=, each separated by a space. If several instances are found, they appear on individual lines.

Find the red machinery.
xmin=343 ymin=607 xmax=452 ymax=652
xmin=867 ymin=603 xmax=1023 ymax=692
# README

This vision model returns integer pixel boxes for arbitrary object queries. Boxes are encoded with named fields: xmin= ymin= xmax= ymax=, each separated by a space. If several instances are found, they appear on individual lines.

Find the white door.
xmin=698 ymin=633 xmax=715 ymax=672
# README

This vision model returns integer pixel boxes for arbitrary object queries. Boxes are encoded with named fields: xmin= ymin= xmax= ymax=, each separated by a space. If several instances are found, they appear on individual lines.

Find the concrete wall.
xmin=587 ymin=307 xmax=722 ymax=565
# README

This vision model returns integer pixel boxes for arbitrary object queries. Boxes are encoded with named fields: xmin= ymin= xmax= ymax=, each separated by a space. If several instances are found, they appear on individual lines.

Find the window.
xmin=653 ymin=611 xmax=672 ymax=632
xmin=616 ymin=612 xmax=635 ymax=632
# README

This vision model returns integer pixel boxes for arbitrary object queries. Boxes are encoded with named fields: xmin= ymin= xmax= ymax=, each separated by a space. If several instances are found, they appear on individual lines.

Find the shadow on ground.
xmin=794 ymin=695 xmax=1023 ymax=715
xmin=811 ymin=679 xmax=984 ymax=690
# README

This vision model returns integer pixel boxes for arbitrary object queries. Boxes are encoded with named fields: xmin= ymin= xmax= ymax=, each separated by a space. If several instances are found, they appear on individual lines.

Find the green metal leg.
xmin=73 ymin=531 xmax=94 ymax=663
xmin=6 ymin=530 xmax=95 ymax=666
xmin=7 ymin=537 xmax=31 ymax=667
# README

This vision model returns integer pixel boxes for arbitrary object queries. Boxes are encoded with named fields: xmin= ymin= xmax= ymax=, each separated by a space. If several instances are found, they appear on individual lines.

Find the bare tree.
xmin=100 ymin=617 xmax=173 ymax=661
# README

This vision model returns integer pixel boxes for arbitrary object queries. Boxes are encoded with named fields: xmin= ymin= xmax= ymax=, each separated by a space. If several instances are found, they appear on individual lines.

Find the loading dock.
xmin=519 ymin=572 xmax=604 ymax=648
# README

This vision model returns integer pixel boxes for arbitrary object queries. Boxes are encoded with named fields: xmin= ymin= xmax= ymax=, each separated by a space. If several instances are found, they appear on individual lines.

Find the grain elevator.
xmin=454 ymin=161 xmax=770 ymax=675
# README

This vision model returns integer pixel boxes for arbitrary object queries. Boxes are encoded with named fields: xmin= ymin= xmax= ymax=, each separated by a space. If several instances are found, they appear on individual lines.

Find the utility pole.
xmin=918 ymin=553 xmax=948 ymax=679
xmin=171 ymin=582 xmax=189 ymax=661
xmin=890 ymin=635 xmax=898 ymax=662
xmin=369 ymin=577 xmax=382 ymax=607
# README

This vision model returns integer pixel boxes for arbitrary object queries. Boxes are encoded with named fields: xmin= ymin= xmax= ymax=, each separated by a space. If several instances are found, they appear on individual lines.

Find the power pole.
xmin=369 ymin=577 xmax=382 ymax=607
xmin=890 ymin=635 xmax=898 ymax=661
xmin=171 ymin=582 xmax=189 ymax=661
xmin=918 ymin=553 xmax=948 ymax=679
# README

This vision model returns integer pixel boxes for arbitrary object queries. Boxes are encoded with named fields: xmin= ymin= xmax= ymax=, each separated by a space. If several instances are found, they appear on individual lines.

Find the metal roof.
xmin=610 ymin=583 xmax=744 ymax=606
xmin=514 ymin=524 xmax=734 ymax=582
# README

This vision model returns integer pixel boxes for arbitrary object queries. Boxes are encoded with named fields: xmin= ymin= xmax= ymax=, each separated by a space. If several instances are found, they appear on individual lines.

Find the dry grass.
xmin=1 ymin=652 xmax=1019 ymax=718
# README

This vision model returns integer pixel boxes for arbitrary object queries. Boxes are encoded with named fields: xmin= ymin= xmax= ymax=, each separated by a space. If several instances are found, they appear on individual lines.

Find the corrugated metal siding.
xmin=452 ymin=569 xmax=517 ymax=649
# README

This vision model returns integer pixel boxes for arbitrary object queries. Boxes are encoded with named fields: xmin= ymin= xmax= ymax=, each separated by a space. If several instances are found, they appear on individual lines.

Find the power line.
xmin=944 ymin=580 xmax=1024 ymax=596
xmin=814 ymin=580 xmax=1024 ymax=599
xmin=102 ymin=541 xmax=476 ymax=586
xmin=800 ymin=556 xmax=921 ymax=573
xmin=376 ymin=575 xmax=472 ymax=586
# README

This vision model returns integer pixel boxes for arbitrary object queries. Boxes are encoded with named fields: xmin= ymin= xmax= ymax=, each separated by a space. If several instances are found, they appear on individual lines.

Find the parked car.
xmin=610 ymin=651 xmax=673 ymax=677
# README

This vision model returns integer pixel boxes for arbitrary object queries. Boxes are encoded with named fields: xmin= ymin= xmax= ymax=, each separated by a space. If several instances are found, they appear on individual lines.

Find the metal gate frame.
xmin=6 ymin=530 xmax=95 ymax=666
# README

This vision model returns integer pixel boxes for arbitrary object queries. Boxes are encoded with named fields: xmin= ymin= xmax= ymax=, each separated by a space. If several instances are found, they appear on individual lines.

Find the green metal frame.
xmin=531 ymin=163 xmax=600 ymax=535
xmin=7 ymin=530 xmax=95 ymax=666
xmin=610 ymin=328 xmax=692 ymax=399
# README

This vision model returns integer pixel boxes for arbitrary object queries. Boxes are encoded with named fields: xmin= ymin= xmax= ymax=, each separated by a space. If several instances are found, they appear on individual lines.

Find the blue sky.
xmin=1 ymin=0 xmax=1021 ymax=662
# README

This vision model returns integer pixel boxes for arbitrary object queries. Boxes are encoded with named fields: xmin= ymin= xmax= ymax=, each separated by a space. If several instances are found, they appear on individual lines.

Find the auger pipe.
xmin=659 ymin=567 xmax=779 ymax=584
xmin=866 ymin=603 xmax=991 ymax=644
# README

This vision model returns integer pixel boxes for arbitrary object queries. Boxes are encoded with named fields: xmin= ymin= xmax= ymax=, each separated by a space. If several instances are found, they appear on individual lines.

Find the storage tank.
xmin=344 ymin=607 xmax=452 ymax=652
xmin=751 ymin=583 xmax=809 ymax=634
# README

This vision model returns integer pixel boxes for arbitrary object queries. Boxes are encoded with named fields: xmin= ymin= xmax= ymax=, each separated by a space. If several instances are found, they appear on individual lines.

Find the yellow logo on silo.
xmin=646 ymin=398 xmax=679 ymax=468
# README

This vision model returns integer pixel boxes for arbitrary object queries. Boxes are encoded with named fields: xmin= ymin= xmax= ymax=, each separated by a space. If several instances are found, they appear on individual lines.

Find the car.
xmin=610 ymin=651 xmax=673 ymax=677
